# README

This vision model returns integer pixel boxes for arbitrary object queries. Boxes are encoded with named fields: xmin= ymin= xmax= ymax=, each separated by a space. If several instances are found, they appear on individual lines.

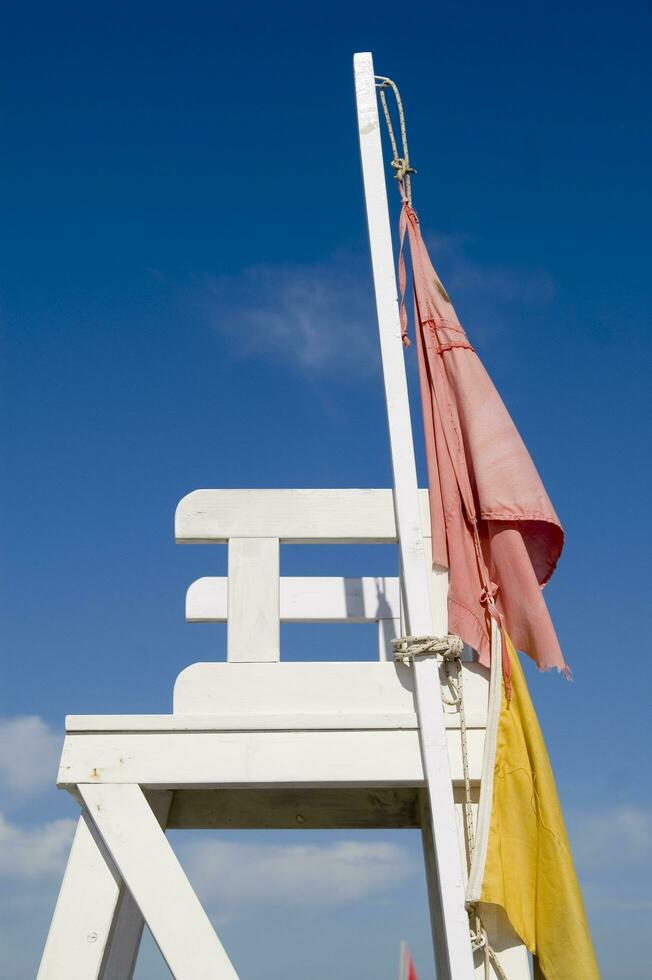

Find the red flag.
xmin=406 ymin=954 xmax=418 ymax=980
xmin=398 ymin=201 xmax=567 ymax=679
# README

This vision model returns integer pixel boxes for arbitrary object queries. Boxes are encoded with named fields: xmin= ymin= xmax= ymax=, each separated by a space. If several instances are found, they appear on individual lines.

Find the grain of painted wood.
xmin=167 ymin=787 xmax=420 ymax=829
xmin=80 ymin=784 xmax=238 ymax=980
xmin=173 ymin=660 xmax=488 ymax=719
xmin=175 ymin=488 xmax=431 ymax=543
xmin=37 ymin=812 xmax=122 ymax=980
xmin=355 ymin=51 xmax=474 ymax=979
xmin=58 ymin=729 xmax=486 ymax=786
xmin=186 ymin=575 xmax=401 ymax=623
xmin=227 ymin=537 xmax=280 ymax=662
xmin=37 ymin=793 xmax=172 ymax=980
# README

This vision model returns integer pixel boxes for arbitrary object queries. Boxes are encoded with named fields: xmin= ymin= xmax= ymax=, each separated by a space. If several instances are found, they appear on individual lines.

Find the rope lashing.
xmin=392 ymin=633 xmax=463 ymax=665
xmin=375 ymin=75 xmax=416 ymax=204
xmin=393 ymin=631 xmax=508 ymax=979
xmin=379 ymin=71 xmax=509 ymax=976
xmin=469 ymin=920 xmax=509 ymax=980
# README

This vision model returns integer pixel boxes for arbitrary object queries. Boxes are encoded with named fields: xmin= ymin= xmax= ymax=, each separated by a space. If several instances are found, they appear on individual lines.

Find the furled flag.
xmin=398 ymin=201 xmax=567 ymax=684
xmin=397 ymin=199 xmax=599 ymax=979
xmin=398 ymin=941 xmax=419 ymax=980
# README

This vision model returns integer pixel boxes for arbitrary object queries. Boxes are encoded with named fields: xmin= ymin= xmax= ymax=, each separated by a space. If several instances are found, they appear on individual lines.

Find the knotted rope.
xmin=392 ymin=632 xmax=508 ymax=980
xmin=392 ymin=633 xmax=463 ymax=664
xmin=375 ymin=75 xmax=416 ymax=205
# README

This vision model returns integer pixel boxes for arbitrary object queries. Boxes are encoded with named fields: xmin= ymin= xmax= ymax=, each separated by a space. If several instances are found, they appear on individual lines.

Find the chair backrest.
xmin=176 ymin=489 xmax=436 ymax=663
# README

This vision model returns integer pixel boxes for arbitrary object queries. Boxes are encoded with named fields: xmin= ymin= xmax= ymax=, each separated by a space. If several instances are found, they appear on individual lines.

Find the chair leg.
xmin=38 ymin=792 xmax=171 ymax=980
xmin=99 ymin=791 xmax=172 ymax=979
xmin=38 ymin=811 xmax=121 ymax=979
xmin=79 ymin=783 xmax=239 ymax=980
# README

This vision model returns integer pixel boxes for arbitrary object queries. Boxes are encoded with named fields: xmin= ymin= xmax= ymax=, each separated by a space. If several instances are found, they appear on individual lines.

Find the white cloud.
xmin=0 ymin=716 xmax=62 ymax=795
xmin=206 ymin=253 xmax=378 ymax=376
xmin=178 ymin=838 xmax=417 ymax=911
xmin=0 ymin=812 xmax=75 ymax=879
xmin=205 ymin=238 xmax=556 ymax=377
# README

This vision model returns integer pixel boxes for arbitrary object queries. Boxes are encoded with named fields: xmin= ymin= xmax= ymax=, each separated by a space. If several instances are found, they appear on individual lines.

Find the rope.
xmin=392 ymin=633 xmax=463 ymax=664
xmin=392 ymin=632 xmax=508 ymax=980
xmin=379 ymin=73 xmax=510 ymax=977
xmin=375 ymin=76 xmax=416 ymax=204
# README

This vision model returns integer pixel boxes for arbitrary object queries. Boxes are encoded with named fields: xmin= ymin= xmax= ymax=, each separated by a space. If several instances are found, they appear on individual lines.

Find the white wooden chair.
xmin=38 ymin=52 xmax=530 ymax=980
xmin=38 ymin=488 xmax=528 ymax=979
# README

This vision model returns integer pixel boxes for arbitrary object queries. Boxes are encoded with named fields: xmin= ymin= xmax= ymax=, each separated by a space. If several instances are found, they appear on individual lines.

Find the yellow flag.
xmin=480 ymin=637 xmax=600 ymax=980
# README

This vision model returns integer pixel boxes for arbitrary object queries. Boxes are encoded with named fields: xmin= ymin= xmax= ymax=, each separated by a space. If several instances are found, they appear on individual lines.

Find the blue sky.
xmin=1 ymin=2 xmax=651 ymax=977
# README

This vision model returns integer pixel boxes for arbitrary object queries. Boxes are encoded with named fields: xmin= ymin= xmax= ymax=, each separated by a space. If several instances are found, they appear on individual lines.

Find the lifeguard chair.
xmin=37 ymin=54 xmax=530 ymax=980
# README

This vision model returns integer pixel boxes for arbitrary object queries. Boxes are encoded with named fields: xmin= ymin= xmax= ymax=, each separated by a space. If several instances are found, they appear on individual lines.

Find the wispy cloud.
xmin=178 ymin=838 xmax=418 ymax=912
xmin=0 ymin=717 xmax=74 ymax=882
xmin=0 ymin=717 xmax=62 ymax=796
xmin=206 ymin=252 xmax=378 ymax=377
xmin=205 ymin=237 xmax=556 ymax=376
xmin=0 ymin=812 xmax=75 ymax=879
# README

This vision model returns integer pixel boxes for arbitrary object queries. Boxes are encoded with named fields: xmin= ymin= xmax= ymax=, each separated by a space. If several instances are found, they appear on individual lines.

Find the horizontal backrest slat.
xmin=186 ymin=575 xmax=401 ymax=623
xmin=176 ymin=489 xmax=431 ymax=543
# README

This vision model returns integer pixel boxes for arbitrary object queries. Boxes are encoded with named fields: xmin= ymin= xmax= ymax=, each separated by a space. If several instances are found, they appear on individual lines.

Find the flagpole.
xmin=398 ymin=940 xmax=407 ymax=980
xmin=353 ymin=52 xmax=474 ymax=980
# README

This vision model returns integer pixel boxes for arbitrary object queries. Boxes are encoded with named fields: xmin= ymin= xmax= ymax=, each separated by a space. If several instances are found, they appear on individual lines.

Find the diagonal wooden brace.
xmin=79 ymin=784 xmax=238 ymax=980
xmin=38 ymin=792 xmax=171 ymax=980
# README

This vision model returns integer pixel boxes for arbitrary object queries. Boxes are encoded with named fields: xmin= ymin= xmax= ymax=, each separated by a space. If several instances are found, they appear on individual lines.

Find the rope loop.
xmin=375 ymin=75 xmax=415 ymax=204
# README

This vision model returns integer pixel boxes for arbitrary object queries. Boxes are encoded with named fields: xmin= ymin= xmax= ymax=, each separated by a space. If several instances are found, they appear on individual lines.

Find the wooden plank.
xmin=176 ymin=488 xmax=431 ymax=543
xmin=66 ymin=711 xmax=422 ymax=732
xmin=354 ymin=51 xmax=474 ymax=979
xmin=167 ymin=787 xmax=420 ymax=829
xmin=174 ymin=660 xmax=417 ymax=717
xmin=58 ymin=729 xmax=486 ymax=787
xmin=80 ymin=784 xmax=239 ymax=980
xmin=37 ymin=793 xmax=172 ymax=980
xmin=173 ymin=660 xmax=488 ymax=721
xmin=64 ymin=707 xmax=487 ymax=732
xmin=227 ymin=537 xmax=280 ymax=662
xmin=99 ymin=792 xmax=172 ymax=980
xmin=37 ymin=812 xmax=121 ymax=980
xmin=477 ymin=904 xmax=532 ymax=979
xmin=186 ymin=575 xmax=402 ymax=623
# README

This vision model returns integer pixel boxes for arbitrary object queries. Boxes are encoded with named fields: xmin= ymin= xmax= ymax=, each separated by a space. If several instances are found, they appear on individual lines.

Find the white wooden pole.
xmin=354 ymin=51 xmax=474 ymax=980
xmin=399 ymin=939 xmax=408 ymax=980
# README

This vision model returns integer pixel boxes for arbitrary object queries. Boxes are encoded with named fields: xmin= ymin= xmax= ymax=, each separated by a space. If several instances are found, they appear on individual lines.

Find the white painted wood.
xmin=67 ymin=711 xmax=423 ymax=731
xmin=65 ymin=707 xmax=487 ymax=732
xmin=187 ymin=575 xmax=401 ymax=623
xmin=173 ymin=660 xmax=488 ymax=722
xmin=478 ymin=903 xmax=532 ymax=979
xmin=100 ymin=889 xmax=143 ymax=980
xmin=188 ymin=574 xmax=401 ymax=660
xmin=38 ymin=794 xmax=172 ymax=980
xmin=37 ymin=812 xmax=121 ymax=979
xmin=355 ymin=51 xmax=474 ymax=979
xmin=99 ymin=791 xmax=172 ymax=980
xmin=58 ymin=729 xmax=486 ymax=787
xmin=418 ymin=789 xmax=449 ymax=980
xmin=80 ymin=784 xmax=238 ymax=980
xmin=176 ymin=487 xmax=431 ymax=543
xmin=175 ymin=661 xmax=417 ymax=718
xmin=227 ymin=537 xmax=279 ymax=662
